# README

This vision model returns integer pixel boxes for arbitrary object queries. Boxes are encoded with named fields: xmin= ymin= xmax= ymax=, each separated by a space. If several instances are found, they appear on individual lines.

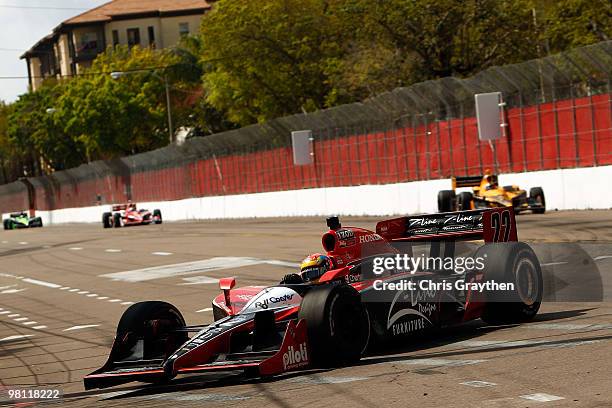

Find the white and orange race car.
xmin=102 ymin=203 xmax=162 ymax=228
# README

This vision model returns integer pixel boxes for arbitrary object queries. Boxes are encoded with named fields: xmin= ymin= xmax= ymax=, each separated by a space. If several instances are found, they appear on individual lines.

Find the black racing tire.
xmin=115 ymin=301 xmax=188 ymax=362
xmin=476 ymin=242 xmax=543 ymax=325
xmin=298 ymin=284 xmax=369 ymax=367
xmin=3 ymin=219 xmax=9 ymax=230
xmin=153 ymin=209 xmax=162 ymax=224
xmin=437 ymin=190 xmax=456 ymax=212
xmin=113 ymin=212 xmax=122 ymax=228
xmin=102 ymin=212 xmax=112 ymax=228
xmin=457 ymin=192 xmax=474 ymax=211
xmin=529 ymin=187 xmax=546 ymax=214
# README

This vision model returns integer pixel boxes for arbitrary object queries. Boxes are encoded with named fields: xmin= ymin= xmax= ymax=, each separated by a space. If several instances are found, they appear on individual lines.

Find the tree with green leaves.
xmin=199 ymin=0 xmax=350 ymax=125
xmin=542 ymin=0 xmax=611 ymax=53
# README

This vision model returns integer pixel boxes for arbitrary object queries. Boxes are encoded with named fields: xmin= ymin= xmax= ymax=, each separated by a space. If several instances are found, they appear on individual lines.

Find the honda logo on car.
xmin=359 ymin=234 xmax=382 ymax=243
xmin=255 ymin=293 xmax=294 ymax=309
xmin=282 ymin=342 xmax=309 ymax=370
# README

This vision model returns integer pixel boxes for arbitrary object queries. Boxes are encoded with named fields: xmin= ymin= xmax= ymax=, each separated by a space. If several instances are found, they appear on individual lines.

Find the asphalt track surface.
xmin=0 ymin=210 xmax=611 ymax=407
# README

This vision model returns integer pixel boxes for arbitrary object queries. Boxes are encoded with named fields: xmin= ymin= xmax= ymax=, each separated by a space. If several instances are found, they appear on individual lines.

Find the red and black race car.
xmin=102 ymin=203 xmax=162 ymax=228
xmin=84 ymin=207 xmax=542 ymax=390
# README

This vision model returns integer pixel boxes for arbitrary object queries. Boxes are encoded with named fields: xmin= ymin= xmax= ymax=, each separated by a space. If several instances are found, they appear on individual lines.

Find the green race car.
xmin=3 ymin=212 xmax=43 ymax=230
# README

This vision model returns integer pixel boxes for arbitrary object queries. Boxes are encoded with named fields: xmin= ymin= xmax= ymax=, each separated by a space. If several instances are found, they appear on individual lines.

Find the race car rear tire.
xmin=457 ymin=192 xmax=473 ymax=211
xmin=529 ymin=187 xmax=546 ymax=214
xmin=113 ymin=212 xmax=122 ymax=228
xmin=115 ymin=301 xmax=188 ymax=363
xmin=102 ymin=212 xmax=112 ymax=228
xmin=153 ymin=209 xmax=162 ymax=224
xmin=3 ymin=219 xmax=9 ymax=230
xmin=298 ymin=284 xmax=369 ymax=367
xmin=438 ymin=190 xmax=456 ymax=212
xmin=476 ymin=242 xmax=543 ymax=325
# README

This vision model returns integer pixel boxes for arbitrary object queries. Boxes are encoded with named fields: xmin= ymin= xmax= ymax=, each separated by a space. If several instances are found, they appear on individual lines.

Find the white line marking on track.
xmin=395 ymin=358 xmax=486 ymax=367
xmin=69 ymin=247 xmax=83 ymax=251
xmin=144 ymin=394 xmax=249 ymax=402
xmin=181 ymin=276 xmax=219 ymax=285
xmin=60 ymin=287 xmax=70 ymax=290
xmin=21 ymin=278 xmax=61 ymax=288
xmin=0 ymin=311 xmax=12 ymax=314
xmin=32 ymin=325 xmax=47 ymax=330
xmin=101 ymin=257 xmax=297 ymax=282
xmin=97 ymin=296 xmax=109 ymax=300
xmin=86 ymin=294 xmax=98 ymax=297
xmin=289 ymin=376 xmax=368 ymax=385
xmin=22 ymin=321 xmax=37 ymax=325
xmin=1 ymin=288 xmax=26 ymax=294
xmin=540 ymin=261 xmax=568 ymax=267
xmin=527 ymin=323 xmax=612 ymax=330
xmin=77 ymin=291 xmax=89 ymax=294
xmin=196 ymin=308 xmax=213 ymax=313
xmin=520 ymin=393 xmax=565 ymax=402
xmin=460 ymin=381 xmax=497 ymax=387
xmin=13 ymin=317 xmax=28 ymax=321
xmin=7 ymin=314 xmax=19 ymax=317
xmin=63 ymin=324 xmax=100 ymax=332
xmin=594 ymin=255 xmax=612 ymax=261
xmin=120 ymin=302 xmax=134 ymax=305
xmin=69 ymin=288 xmax=79 ymax=292
xmin=18 ymin=242 xmax=28 ymax=245
xmin=105 ymin=249 xmax=122 ymax=253
xmin=152 ymin=252 xmax=173 ymax=256
xmin=0 ymin=334 xmax=34 ymax=342
xmin=1 ymin=240 xmax=7 ymax=244
xmin=108 ymin=299 xmax=122 ymax=303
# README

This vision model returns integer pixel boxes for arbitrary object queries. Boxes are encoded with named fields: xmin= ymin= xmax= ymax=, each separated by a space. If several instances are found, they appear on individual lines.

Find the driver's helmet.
xmin=485 ymin=174 xmax=497 ymax=190
xmin=299 ymin=253 xmax=333 ymax=283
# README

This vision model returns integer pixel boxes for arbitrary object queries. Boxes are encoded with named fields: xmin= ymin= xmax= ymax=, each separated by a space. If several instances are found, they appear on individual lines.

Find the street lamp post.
xmin=110 ymin=70 xmax=174 ymax=144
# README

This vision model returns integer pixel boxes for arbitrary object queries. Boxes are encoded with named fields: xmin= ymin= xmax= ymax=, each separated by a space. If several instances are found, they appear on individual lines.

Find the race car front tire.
xmin=102 ymin=212 xmax=112 ymax=228
xmin=3 ymin=219 xmax=9 ymax=230
xmin=529 ymin=187 xmax=546 ymax=214
xmin=115 ymin=301 xmax=188 ymax=366
xmin=113 ymin=213 xmax=122 ymax=228
xmin=457 ymin=192 xmax=474 ymax=211
xmin=477 ymin=242 xmax=543 ymax=325
xmin=438 ymin=190 xmax=456 ymax=212
xmin=298 ymin=284 xmax=369 ymax=367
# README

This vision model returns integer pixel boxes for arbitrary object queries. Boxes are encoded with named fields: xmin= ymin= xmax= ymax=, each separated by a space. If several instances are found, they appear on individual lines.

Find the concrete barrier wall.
xmin=7 ymin=165 xmax=610 ymax=225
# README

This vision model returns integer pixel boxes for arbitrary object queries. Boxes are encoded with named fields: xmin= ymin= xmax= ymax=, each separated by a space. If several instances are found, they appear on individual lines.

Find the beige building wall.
xmin=57 ymin=34 xmax=71 ymax=76
xmin=159 ymin=14 xmax=203 ymax=48
xmin=29 ymin=57 xmax=42 ymax=91
xmin=105 ymin=17 xmax=163 ymax=48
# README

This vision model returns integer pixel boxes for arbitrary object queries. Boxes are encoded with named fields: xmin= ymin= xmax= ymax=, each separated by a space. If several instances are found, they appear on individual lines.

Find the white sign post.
xmin=291 ymin=130 xmax=314 ymax=166
xmin=475 ymin=92 xmax=505 ymax=172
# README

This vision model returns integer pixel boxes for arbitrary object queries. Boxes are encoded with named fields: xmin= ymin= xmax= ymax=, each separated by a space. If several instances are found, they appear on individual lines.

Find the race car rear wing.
xmin=375 ymin=207 xmax=517 ymax=243
xmin=452 ymin=175 xmax=491 ymax=189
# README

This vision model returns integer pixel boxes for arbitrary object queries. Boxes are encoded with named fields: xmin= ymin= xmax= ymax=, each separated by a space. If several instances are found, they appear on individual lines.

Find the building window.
xmin=147 ymin=26 xmax=155 ymax=47
xmin=127 ymin=28 xmax=140 ymax=46
xmin=179 ymin=22 xmax=189 ymax=37
xmin=112 ymin=30 xmax=119 ymax=46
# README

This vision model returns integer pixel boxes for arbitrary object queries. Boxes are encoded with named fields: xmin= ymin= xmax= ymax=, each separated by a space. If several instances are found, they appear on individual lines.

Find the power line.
xmin=0 ymin=4 xmax=87 ymax=11
xmin=0 ymin=64 xmax=184 ymax=80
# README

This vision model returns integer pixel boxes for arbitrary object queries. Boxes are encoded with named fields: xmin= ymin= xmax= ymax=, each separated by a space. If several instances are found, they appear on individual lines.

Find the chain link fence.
xmin=0 ymin=41 xmax=610 ymax=212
